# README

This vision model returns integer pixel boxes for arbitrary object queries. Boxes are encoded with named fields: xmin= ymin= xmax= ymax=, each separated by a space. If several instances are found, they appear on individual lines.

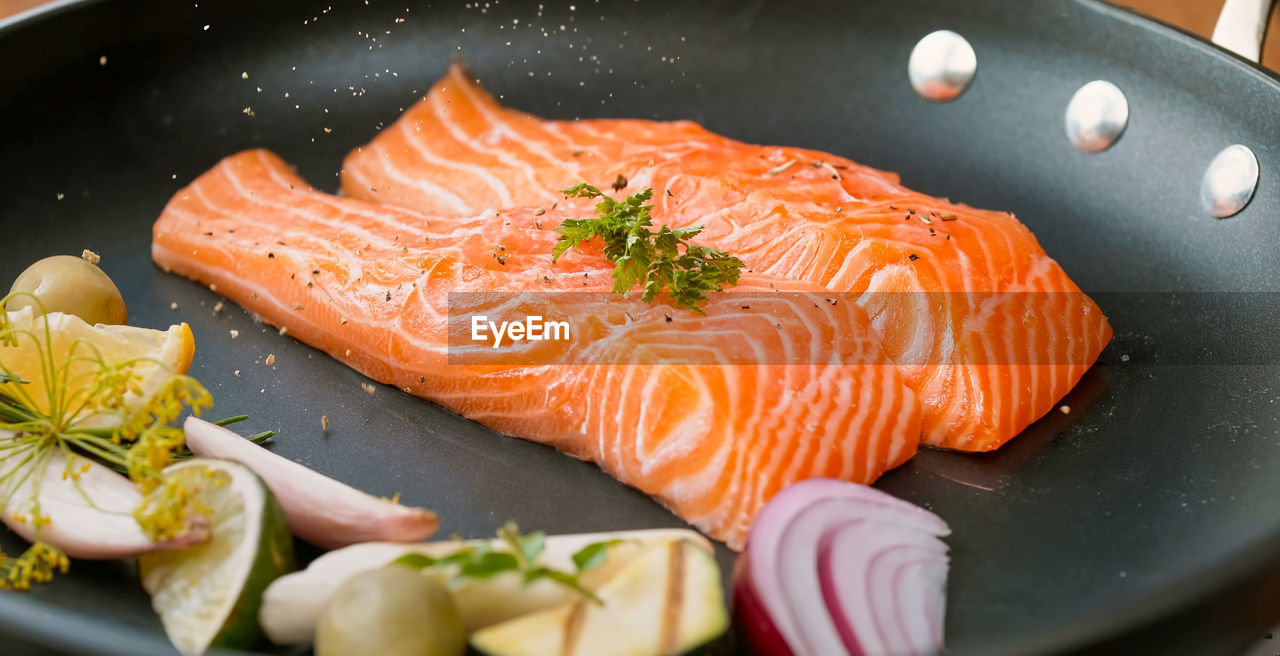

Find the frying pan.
xmin=0 ymin=0 xmax=1278 ymax=654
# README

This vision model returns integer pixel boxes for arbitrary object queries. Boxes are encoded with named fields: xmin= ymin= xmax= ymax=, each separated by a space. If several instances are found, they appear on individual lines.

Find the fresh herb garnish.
xmin=392 ymin=522 xmax=627 ymax=605
xmin=0 ymin=293 xmax=216 ymax=589
xmin=552 ymin=183 xmax=744 ymax=315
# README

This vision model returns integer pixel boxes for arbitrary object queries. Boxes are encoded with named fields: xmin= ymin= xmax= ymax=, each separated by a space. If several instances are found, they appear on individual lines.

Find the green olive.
xmin=316 ymin=565 xmax=466 ymax=656
xmin=7 ymin=255 xmax=128 ymax=325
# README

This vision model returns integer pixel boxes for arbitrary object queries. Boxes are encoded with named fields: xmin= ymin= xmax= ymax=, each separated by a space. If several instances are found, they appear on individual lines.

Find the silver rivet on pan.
xmin=908 ymin=30 xmax=977 ymax=102
xmin=1064 ymin=81 xmax=1129 ymax=153
xmin=1200 ymin=144 xmax=1259 ymax=218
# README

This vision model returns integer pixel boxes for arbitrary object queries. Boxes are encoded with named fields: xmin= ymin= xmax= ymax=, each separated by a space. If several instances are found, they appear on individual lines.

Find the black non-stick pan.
xmin=1 ymin=0 xmax=1278 ymax=654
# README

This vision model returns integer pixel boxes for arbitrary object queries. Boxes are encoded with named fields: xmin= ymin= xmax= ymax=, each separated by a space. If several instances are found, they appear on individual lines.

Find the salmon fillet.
xmin=341 ymin=64 xmax=1113 ymax=451
xmin=152 ymin=149 xmax=921 ymax=548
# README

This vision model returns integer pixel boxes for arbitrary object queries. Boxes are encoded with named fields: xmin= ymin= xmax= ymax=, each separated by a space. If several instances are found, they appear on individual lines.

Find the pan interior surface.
xmin=0 ymin=0 xmax=1278 ymax=654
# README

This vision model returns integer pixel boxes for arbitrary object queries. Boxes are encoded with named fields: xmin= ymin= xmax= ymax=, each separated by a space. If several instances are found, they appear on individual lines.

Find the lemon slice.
xmin=0 ymin=307 xmax=194 ymax=419
xmin=140 ymin=458 xmax=295 ymax=656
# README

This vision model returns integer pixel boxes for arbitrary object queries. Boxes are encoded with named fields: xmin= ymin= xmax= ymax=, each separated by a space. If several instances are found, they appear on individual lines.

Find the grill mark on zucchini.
xmin=660 ymin=541 xmax=687 ymax=655
xmin=561 ymin=600 xmax=588 ymax=656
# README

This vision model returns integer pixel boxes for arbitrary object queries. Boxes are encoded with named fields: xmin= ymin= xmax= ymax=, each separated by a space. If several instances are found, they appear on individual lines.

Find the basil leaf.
xmin=391 ymin=553 xmax=436 ymax=570
xmin=571 ymin=539 xmax=626 ymax=573
xmin=524 ymin=567 xmax=603 ymax=605
xmin=458 ymin=551 xmax=520 ymax=579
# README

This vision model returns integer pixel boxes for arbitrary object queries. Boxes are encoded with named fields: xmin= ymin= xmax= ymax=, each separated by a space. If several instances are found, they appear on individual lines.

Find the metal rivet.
xmin=908 ymin=30 xmax=977 ymax=102
xmin=1064 ymin=81 xmax=1129 ymax=153
xmin=1200 ymin=144 xmax=1259 ymax=218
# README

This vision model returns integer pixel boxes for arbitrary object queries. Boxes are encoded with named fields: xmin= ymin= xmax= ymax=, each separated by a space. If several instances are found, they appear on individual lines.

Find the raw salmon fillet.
xmin=152 ymin=149 xmax=921 ymax=549
xmin=341 ymin=65 xmax=1113 ymax=451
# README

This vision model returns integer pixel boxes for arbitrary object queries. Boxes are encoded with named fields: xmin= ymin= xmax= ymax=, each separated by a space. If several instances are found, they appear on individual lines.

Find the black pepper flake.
xmin=202 ymin=231 xmax=213 ymax=236
xmin=908 ymin=253 xmax=920 ymax=261
xmin=542 ymin=276 xmax=551 ymax=284
xmin=664 ymin=314 xmax=672 ymax=323
xmin=268 ymin=252 xmax=275 ymax=258
xmin=385 ymin=290 xmax=392 ymax=301
xmin=312 ymin=269 xmax=320 ymax=274
xmin=611 ymin=173 xmax=628 ymax=191
xmin=572 ymin=151 xmax=583 ymax=157
xmin=496 ymin=255 xmax=506 ymax=265
xmin=666 ymin=189 xmax=673 ymax=197
xmin=741 ymin=304 xmax=751 ymax=310
xmin=419 ymin=376 xmax=425 ymax=383
xmin=306 ymin=282 xmax=313 ymax=288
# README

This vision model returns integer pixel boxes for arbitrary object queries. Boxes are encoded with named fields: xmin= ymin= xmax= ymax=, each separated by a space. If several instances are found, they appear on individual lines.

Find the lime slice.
xmin=139 ymin=458 xmax=295 ymax=656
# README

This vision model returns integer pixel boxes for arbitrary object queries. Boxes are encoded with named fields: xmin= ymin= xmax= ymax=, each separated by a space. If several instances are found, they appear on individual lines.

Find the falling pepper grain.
xmin=909 ymin=253 xmax=920 ymax=261
xmin=611 ymin=173 xmax=628 ymax=190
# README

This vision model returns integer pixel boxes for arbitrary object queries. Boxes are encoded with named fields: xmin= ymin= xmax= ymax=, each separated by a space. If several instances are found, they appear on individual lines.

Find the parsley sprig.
xmin=552 ymin=183 xmax=744 ymax=314
xmin=392 ymin=522 xmax=627 ymax=605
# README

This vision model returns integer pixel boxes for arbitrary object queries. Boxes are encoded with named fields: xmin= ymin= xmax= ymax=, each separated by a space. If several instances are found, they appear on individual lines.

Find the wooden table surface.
xmin=0 ymin=0 xmax=1277 ymax=71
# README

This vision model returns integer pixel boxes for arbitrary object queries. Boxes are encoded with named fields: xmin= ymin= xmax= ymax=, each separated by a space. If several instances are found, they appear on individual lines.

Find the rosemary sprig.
xmin=553 ymin=183 xmax=744 ymax=314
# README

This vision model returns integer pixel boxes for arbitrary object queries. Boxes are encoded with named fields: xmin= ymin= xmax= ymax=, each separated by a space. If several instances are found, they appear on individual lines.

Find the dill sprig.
xmin=552 ymin=183 xmax=744 ymax=314
xmin=0 ymin=293 xmax=214 ymax=589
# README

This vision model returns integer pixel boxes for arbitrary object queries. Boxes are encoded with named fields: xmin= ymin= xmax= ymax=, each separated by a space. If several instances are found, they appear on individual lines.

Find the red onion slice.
xmin=734 ymin=478 xmax=950 ymax=656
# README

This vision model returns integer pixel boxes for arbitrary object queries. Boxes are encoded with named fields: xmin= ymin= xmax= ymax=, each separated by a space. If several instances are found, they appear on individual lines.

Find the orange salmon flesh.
xmin=152 ymin=66 xmax=1111 ymax=548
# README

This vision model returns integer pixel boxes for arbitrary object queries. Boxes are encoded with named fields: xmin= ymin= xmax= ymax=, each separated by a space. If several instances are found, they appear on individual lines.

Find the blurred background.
xmin=4 ymin=0 xmax=1276 ymax=71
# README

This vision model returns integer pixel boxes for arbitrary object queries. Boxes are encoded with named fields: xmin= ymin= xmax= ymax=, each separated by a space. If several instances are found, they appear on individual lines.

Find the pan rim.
xmin=1080 ymin=0 xmax=1280 ymax=87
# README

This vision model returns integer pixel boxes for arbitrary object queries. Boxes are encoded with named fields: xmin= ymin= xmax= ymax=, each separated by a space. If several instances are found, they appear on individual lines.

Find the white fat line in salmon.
xmin=471 ymin=315 xmax=571 ymax=348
